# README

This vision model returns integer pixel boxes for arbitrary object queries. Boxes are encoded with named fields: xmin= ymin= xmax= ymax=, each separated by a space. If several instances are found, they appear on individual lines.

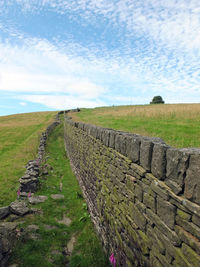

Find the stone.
xmin=9 ymin=201 xmax=29 ymax=216
xmin=157 ymin=196 xmax=176 ymax=229
xmin=184 ymin=152 xmax=200 ymax=204
xmin=165 ymin=180 xmax=182 ymax=195
xmin=101 ymin=129 xmax=110 ymax=146
xmin=140 ymin=139 xmax=154 ymax=171
xmin=181 ymin=242 xmax=200 ymax=267
xmin=0 ymin=206 xmax=10 ymax=219
xmin=131 ymin=163 xmax=146 ymax=177
xmin=7 ymin=214 xmax=20 ymax=222
xmin=150 ymin=179 xmax=169 ymax=200
xmin=109 ymin=130 xmax=116 ymax=148
xmin=146 ymin=208 xmax=180 ymax=246
xmin=192 ymin=214 xmax=200 ymax=227
xmin=176 ymin=215 xmax=200 ymax=240
xmin=43 ymin=224 xmax=57 ymax=230
xmin=51 ymin=194 xmax=65 ymax=200
xmin=26 ymin=225 xmax=39 ymax=232
xmin=175 ymin=225 xmax=200 ymax=255
xmin=182 ymin=199 xmax=200 ymax=216
xmin=151 ymin=143 xmax=169 ymax=180
xmin=166 ymin=148 xmax=190 ymax=193
xmin=56 ymin=215 xmax=72 ymax=226
xmin=129 ymin=202 xmax=147 ymax=231
xmin=125 ymin=135 xmax=141 ymax=163
xmin=146 ymin=225 xmax=165 ymax=254
xmin=143 ymin=192 xmax=156 ymax=212
xmin=28 ymin=233 xmax=40 ymax=240
xmin=177 ymin=209 xmax=191 ymax=221
xmin=174 ymin=247 xmax=192 ymax=267
xmin=20 ymin=174 xmax=31 ymax=180
xmin=115 ymin=134 xmax=127 ymax=156
xmin=0 ymin=222 xmax=18 ymax=265
xmin=67 ymin=235 xmax=76 ymax=254
xmin=28 ymin=195 xmax=48 ymax=204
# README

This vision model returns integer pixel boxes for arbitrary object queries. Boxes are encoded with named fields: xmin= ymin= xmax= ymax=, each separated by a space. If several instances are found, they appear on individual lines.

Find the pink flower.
xmin=17 ymin=189 xmax=21 ymax=198
xmin=28 ymin=192 xmax=31 ymax=198
xmin=109 ymin=253 xmax=116 ymax=267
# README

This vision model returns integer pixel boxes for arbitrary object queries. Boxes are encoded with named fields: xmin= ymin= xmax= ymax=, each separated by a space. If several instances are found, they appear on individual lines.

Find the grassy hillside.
xmin=70 ymin=104 xmax=200 ymax=148
xmin=0 ymin=111 xmax=57 ymax=206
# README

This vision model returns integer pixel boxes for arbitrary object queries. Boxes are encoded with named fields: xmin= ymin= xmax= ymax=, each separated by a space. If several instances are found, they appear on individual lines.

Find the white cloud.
xmin=19 ymin=94 xmax=106 ymax=109
xmin=0 ymin=0 xmax=200 ymax=111
xmin=19 ymin=102 xmax=27 ymax=106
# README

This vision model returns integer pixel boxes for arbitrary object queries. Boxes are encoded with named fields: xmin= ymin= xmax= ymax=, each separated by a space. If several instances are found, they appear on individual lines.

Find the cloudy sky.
xmin=0 ymin=0 xmax=200 ymax=115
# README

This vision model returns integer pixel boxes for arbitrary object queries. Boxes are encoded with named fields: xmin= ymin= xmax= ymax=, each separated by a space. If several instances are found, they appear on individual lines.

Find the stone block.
xmin=192 ymin=214 xmax=200 ymax=227
xmin=89 ymin=125 xmax=98 ymax=139
xmin=153 ymin=226 xmax=176 ymax=257
xmin=182 ymin=199 xmax=200 ymax=216
xmin=157 ymin=196 xmax=176 ymax=229
xmin=150 ymin=180 xmax=169 ymax=200
xmin=151 ymin=246 xmax=171 ymax=267
xmin=184 ymin=152 xmax=200 ymax=205
xmin=115 ymin=134 xmax=127 ymax=156
xmin=176 ymin=215 xmax=200 ymax=240
xmin=146 ymin=208 xmax=180 ymax=245
xmin=130 ymin=202 xmax=147 ymax=231
xmin=143 ymin=192 xmax=156 ymax=212
xmin=166 ymin=148 xmax=190 ymax=194
xmin=181 ymin=242 xmax=200 ymax=267
xmin=108 ymin=130 xmax=116 ymax=148
xmin=125 ymin=135 xmax=141 ymax=163
xmin=177 ymin=209 xmax=191 ymax=221
xmin=151 ymin=143 xmax=169 ymax=180
xmin=174 ymin=247 xmax=192 ymax=267
xmin=175 ymin=225 xmax=200 ymax=255
xmin=137 ymin=230 xmax=150 ymax=255
xmin=146 ymin=225 xmax=165 ymax=254
xmin=9 ymin=201 xmax=29 ymax=216
xmin=140 ymin=139 xmax=154 ymax=171
xmin=0 ymin=207 xmax=10 ymax=220
xmin=101 ymin=129 xmax=110 ymax=146
xmin=131 ymin=163 xmax=146 ymax=177
xmin=134 ymin=184 xmax=143 ymax=202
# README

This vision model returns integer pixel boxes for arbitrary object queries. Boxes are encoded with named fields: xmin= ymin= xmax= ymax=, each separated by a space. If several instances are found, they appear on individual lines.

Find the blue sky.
xmin=0 ymin=0 xmax=200 ymax=116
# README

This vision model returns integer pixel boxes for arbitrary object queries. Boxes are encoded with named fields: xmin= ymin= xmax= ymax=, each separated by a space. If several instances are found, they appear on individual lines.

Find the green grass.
xmin=0 ymin=112 xmax=57 ymax=206
xmin=71 ymin=104 xmax=200 ymax=148
xmin=9 ymin=120 xmax=109 ymax=267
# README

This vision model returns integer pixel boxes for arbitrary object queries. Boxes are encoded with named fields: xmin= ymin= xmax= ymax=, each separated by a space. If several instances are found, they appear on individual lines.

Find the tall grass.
xmin=71 ymin=104 xmax=200 ymax=148
xmin=0 ymin=111 xmax=57 ymax=206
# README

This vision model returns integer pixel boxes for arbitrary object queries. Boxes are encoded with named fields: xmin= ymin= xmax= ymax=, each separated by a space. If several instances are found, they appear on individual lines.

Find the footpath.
xmin=2 ymin=120 xmax=108 ymax=267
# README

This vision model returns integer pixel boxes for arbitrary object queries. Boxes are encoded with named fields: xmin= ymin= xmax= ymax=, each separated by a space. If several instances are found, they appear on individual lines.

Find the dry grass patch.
xmin=71 ymin=104 xmax=200 ymax=148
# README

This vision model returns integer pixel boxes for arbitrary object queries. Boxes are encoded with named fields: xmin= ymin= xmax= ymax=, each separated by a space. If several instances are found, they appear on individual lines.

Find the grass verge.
xmin=9 ymin=120 xmax=109 ymax=267
xmin=0 ymin=111 xmax=57 ymax=206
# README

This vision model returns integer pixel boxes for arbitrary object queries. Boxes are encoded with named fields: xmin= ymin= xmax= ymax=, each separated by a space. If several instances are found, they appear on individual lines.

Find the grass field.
xmin=0 ymin=111 xmax=57 ymax=206
xmin=70 ymin=104 xmax=200 ymax=148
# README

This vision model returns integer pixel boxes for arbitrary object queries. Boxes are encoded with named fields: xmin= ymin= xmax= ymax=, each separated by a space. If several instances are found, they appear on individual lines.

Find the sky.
xmin=0 ymin=0 xmax=200 ymax=116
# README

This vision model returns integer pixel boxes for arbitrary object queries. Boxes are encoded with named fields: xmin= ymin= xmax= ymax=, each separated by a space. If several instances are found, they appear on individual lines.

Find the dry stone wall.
xmin=64 ymin=115 xmax=200 ymax=267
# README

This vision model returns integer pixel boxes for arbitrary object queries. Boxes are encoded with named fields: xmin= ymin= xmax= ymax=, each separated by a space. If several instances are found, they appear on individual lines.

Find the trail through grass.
xmin=9 ymin=120 xmax=108 ymax=267
xmin=71 ymin=104 xmax=200 ymax=148
xmin=0 ymin=112 xmax=57 ymax=206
